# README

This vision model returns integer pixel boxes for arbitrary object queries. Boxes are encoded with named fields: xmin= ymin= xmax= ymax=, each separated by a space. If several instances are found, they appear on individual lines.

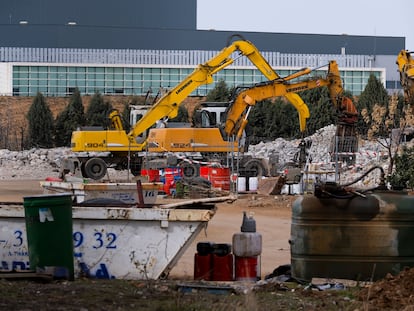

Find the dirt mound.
xmin=358 ymin=267 xmax=414 ymax=310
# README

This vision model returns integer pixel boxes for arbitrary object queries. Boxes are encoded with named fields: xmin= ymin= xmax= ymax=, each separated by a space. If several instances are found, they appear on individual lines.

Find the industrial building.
xmin=0 ymin=0 xmax=405 ymax=97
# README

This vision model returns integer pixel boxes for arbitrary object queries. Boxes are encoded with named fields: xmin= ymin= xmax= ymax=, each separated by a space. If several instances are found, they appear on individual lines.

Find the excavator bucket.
xmin=339 ymin=97 xmax=358 ymax=124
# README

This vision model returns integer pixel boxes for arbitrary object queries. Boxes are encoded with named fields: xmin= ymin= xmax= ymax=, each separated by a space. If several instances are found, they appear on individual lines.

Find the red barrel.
xmin=163 ymin=167 xmax=182 ymax=195
xmin=141 ymin=169 xmax=160 ymax=182
xmin=235 ymin=256 xmax=259 ymax=282
xmin=200 ymin=166 xmax=230 ymax=191
xmin=211 ymin=253 xmax=234 ymax=281
xmin=194 ymin=242 xmax=214 ymax=280
xmin=194 ymin=253 xmax=212 ymax=280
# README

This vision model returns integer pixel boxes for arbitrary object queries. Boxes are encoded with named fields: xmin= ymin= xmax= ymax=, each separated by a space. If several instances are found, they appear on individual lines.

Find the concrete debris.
xmin=0 ymin=125 xmax=410 ymax=187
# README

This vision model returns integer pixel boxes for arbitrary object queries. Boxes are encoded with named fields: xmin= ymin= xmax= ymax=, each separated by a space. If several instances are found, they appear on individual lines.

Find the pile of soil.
xmin=358 ymin=267 xmax=414 ymax=310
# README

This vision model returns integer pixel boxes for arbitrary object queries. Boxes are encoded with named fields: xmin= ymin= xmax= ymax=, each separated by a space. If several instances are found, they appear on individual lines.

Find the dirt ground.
xmin=1 ymin=179 xmax=414 ymax=310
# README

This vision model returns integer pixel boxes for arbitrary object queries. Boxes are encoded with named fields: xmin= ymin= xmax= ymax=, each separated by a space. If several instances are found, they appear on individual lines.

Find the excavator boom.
xmin=224 ymin=60 xmax=353 ymax=139
xmin=397 ymin=49 xmax=414 ymax=104
xmin=148 ymin=60 xmax=357 ymax=161
xmin=69 ymin=35 xmax=314 ymax=179
xmin=127 ymin=37 xmax=282 ymax=144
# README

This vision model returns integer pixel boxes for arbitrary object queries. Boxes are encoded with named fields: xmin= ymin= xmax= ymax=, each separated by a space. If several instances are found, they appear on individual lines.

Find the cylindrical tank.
xmin=290 ymin=191 xmax=414 ymax=282
xmin=233 ymin=212 xmax=262 ymax=281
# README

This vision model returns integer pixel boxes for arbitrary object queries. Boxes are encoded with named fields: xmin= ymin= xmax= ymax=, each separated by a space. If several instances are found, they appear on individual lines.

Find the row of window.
xmin=12 ymin=65 xmax=382 ymax=97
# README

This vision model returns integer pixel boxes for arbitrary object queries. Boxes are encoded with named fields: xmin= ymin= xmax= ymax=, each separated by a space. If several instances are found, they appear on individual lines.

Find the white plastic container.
xmin=237 ymin=177 xmax=246 ymax=192
xmin=248 ymin=177 xmax=259 ymax=192
xmin=232 ymin=232 xmax=262 ymax=257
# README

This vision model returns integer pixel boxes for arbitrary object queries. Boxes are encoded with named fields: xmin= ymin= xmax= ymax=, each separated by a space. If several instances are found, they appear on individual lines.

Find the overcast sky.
xmin=197 ymin=0 xmax=412 ymax=51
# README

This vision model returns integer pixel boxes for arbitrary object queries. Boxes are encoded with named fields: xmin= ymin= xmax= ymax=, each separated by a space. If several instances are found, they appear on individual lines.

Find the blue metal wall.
xmin=0 ymin=0 xmax=404 ymax=55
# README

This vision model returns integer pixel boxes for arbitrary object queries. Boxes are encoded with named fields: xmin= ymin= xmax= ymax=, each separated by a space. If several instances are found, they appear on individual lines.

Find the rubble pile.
xmin=0 ymin=125 xmax=401 ymax=185
xmin=248 ymin=124 xmax=391 ymax=187
xmin=0 ymin=147 xmax=71 ymax=179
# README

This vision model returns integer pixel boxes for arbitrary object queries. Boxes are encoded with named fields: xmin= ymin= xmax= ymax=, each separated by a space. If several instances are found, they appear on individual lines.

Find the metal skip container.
xmin=0 ymin=197 xmax=220 ymax=280
xmin=23 ymin=193 xmax=74 ymax=280
xmin=290 ymin=190 xmax=414 ymax=282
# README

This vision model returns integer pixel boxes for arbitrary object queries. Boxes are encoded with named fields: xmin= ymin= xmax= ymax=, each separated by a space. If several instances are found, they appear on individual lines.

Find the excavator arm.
xmin=108 ymin=109 xmax=124 ymax=130
xmin=127 ymin=35 xmax=287 ymax=144
xmin=224 ymin=60 xmax=356 ymax=139
xmin=397 ymin=49 xmax=414 ymax=104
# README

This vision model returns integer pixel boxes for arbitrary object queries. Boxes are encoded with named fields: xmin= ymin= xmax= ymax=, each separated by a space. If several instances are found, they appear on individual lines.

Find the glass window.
xmin=49 ymin=72 xmax=58 ymax=79
xmin=29 ymin=71 xmax=38 ymax=79
xmin=114 ymin=80 xmax=123 ymax=87
xmin=38 ymin=79 xmax=47 ymax=86
xmin=95 ymin=80 xmax=104 ymax=87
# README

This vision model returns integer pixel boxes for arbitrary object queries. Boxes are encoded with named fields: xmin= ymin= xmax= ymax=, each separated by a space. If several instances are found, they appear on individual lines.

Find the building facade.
xmin=0 ymin=0 xmax=405 ymax=97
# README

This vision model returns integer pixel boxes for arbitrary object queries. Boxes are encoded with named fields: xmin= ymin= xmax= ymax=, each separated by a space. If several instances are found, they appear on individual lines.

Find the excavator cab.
xmin=192 ymin=102 xmax=229 ymax=128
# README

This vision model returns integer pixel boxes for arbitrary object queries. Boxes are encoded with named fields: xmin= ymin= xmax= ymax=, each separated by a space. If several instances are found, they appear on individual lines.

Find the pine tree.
xmin=246 ymin=100 xmax=269 ymax=143
xmin=357 ymin=75 xmax=389 ymax=137
xmin=27 ymin=92 xmax=55 ymax=148
xmin=85 ymin=91 xmax=113 ymax=127
xmin=389 ymin=145 xmax=414 ymax=189
xmin=303 ymin=88 xmax=337 ymax=135
xmin=55 ymin=88 xmax=86 ymax=146
xmin=205 ymin=80 xmax=231 ymax=102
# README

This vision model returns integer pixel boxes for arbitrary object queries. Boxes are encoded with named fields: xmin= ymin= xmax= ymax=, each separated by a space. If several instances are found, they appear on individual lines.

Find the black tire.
xmin=181 ymin=162 xmax=200 ymax=178
xmin=83 ymin=157 xmax=107 ymax=180
xmin=184 ymin=176 xmax=211 ymax=188
xmin=129 ymin=154 xmax=142 ymax=176
xmin=243 ymin=159 xmax=266 ymax=177
xmin=130 ymin=166 xmax=140 ymax=176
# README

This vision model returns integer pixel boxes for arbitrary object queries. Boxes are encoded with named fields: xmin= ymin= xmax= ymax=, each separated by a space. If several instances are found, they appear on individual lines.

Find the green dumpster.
xmin=23 ymin=193 xmax=74 ymax=280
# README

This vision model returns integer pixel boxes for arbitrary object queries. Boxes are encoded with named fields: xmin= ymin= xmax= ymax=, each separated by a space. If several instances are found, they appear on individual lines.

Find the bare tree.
xmin=361 ymin=93 xmax=414 ymax=175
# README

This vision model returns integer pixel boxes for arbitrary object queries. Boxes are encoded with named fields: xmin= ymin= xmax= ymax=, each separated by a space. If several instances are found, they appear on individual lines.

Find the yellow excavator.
xmin=397 ymin=49 xmax=414 ymax=105
xmin=147 ymin=61 xmax=357 ymax=176
xmin=67 ymin=35 xmax=311 ymax=179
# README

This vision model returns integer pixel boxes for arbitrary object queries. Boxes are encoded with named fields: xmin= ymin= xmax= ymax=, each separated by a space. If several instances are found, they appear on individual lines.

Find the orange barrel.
xmin=235 ymin=256 xmax=259 ymax=282
xmin=163 ymin=167 xmax=182 ymax=195
xmin=194 ymin=242 xmax=214 ymax=280
xmin=211 ymin=243 xmax=234 ymax=281
xmin=141 ymin=169 xmax=160 ymax=182
xmin=200 ymin=166 xmax=230 ymax=191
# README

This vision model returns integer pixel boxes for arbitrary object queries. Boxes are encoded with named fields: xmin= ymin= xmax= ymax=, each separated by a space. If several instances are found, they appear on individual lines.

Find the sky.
xmin=197 ymin=0 xmax=412 ymax=50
